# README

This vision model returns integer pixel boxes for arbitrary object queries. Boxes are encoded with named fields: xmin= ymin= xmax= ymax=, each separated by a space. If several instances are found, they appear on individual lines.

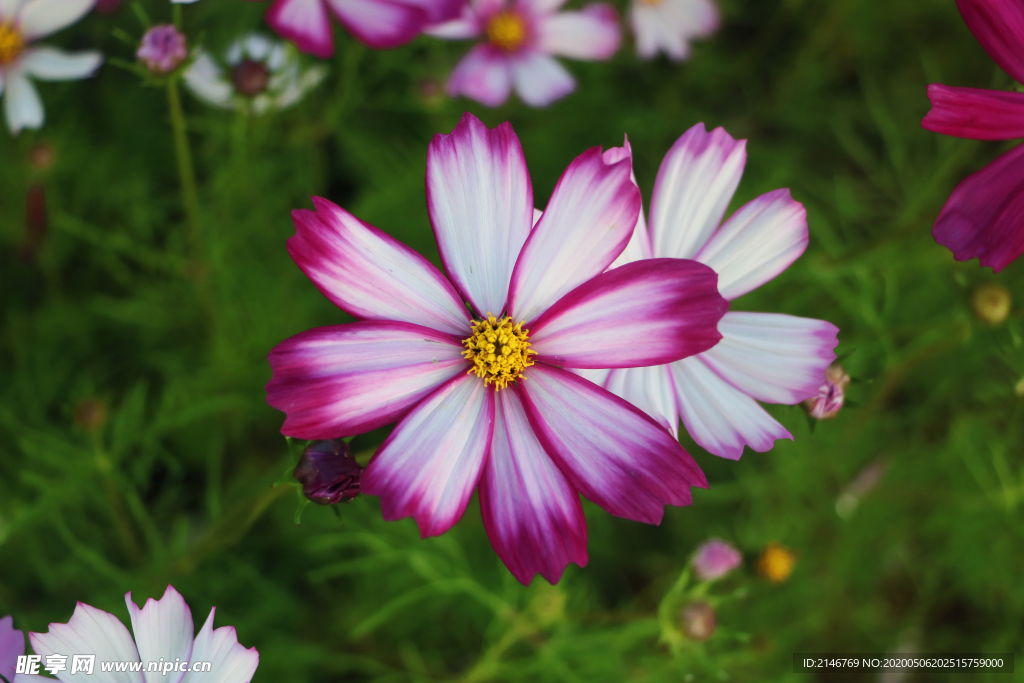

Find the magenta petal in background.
xmin=955 ymin=0 xmax=1024 ymax=85
xmin=923 ymin=84 xmax=1024 ymax=140
xmin=265 ymin=0 xmax=335 ymax=58
xmin=933 ymin=142 xmax=1024 ymax=272
xmin=0 ymin=616 xmax=24 ymax=683
xmin=326 ymin=0 xmax=426 ymax=50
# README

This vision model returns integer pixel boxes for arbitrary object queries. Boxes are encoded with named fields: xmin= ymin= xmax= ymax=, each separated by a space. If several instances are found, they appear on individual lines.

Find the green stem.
xmin=167 ymin=78 xmax=200 ymax=256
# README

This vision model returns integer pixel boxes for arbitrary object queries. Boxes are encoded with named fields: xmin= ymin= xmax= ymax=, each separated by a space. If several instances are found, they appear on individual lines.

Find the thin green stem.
xmin=167 ymin=78 xmax=200 ymax=256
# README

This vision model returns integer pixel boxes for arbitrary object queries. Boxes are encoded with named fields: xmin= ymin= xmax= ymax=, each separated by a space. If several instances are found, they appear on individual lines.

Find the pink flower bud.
xmin=802 ymin=362 xmax=850 ymax=420
xmin=137 ymin=25 xmax=188 ymax=75
xmin=691 ymin=538 xmax=741 ymax=581
xmin=294 ymin=440 xmax=362 ymax=505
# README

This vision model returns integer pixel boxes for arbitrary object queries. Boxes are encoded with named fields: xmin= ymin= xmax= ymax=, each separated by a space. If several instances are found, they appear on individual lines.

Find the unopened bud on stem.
xmin=294 ymin=440 xmax=362 ymax=505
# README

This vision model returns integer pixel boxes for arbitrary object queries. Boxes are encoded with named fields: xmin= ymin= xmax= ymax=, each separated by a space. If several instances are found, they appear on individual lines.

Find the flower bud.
xmin=971 ymin=283 xmax=1011 ymax=326
xmin=28 ymin=143 xmax=55 ymax=170
xmin=756 ymin=543 xmax=795 ymax=583
xmin=231 ymin=59 xmax=270 ymax=97
xmin=94 ymin=0 xmax=122 ymax=13
xmin=294 ymin=440 xmax=362 ymax=505
xmin=679 ymin=602 xmax=716 ymax=641
xmin=74 ymin=397 xmax=107 ymax=432
xmin=137 ymin=25 xmax=188 ymax=75
xmin=802 ymin=362 xmax=850 ymax=420
xmin=21 ymin=184 xmax=47 ymax=260
xmin=691 ymin=539 xmax=741 ymax=581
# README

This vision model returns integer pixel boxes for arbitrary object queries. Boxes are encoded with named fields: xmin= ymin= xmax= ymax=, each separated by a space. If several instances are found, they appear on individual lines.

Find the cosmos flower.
xmin=629 ymin=0 xmax=717 ymax=61
xmin=15 ymin=586 xmax=257 ymax=683
xmin=581 ymin=123 xmax=839 ymax=459
xmin=137 ymin=25 xmax=188 ymax=75
xmin=802 ymin=362 xmax=849 ymax=420
xmin=691 ymin=538 xmax=741 ymax=580
xmin=247 ymin=0 xmax=463 ymax=57
xmin=0 ymin=0 xmax=102 ymax=134
xmin=267 ymin=113 xmax=729 ymax=585
xmin=922 ymin=0 xmax=1024 ymax=271
xmin=184 ymin=33 xmax=325 ymax=114
xmin=1 ymin=616 xmax=25 ymax=683
xmin=427 ymin=0 xmax=621 ymax=107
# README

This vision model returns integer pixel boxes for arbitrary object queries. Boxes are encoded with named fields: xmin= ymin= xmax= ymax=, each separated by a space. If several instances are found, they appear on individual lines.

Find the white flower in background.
xmin=184 ymin=33 xmax=325 ymax=114
xmin=630 ymin=0 xmax=718 ymax=61
xmin=0 ymin=0 xmax=102 ymax=134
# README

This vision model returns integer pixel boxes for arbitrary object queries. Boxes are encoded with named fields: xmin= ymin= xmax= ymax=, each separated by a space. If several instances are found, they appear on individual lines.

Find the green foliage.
xmin=2 ymin=0 xmax=1023 ymax=680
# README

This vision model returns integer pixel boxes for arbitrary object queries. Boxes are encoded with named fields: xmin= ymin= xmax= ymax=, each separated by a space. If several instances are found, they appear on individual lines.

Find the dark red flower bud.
xmin=231 ymin=59 xmax=270 ymax=97
xmin=94 ymin=0 xmax=122 ymax=13
xmin=21 ymin=184 xmax=47 ymax=260
xmin=74 ymin=397 xmax=108 ymax=432
xmin=294 ymin=440 xmax=362 ymax=505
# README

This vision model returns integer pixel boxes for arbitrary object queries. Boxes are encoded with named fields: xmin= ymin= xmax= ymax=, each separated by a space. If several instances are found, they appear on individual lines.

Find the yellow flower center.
xmin=462 ymin=314 xmax=537 ymax=390
xmin=486 ymin=11 xmax=527 ymax=52
xmin=0 ymin=23 xmax=25 ymax=66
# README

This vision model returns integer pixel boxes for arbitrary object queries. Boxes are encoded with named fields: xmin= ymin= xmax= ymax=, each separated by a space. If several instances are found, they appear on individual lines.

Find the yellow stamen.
xmin=462 ymin=314 xmax=537 ymax=391
xmin=485 ymin=11 xmax=527 ymax=52
xmin=0 ymin=23 xmax=25 ymax=66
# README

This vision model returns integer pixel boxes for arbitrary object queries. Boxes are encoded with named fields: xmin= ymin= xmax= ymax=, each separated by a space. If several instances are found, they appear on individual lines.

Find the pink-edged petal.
xmin=694 ymin=188 xmax=807 ymax=300
xmin=399 ymin=0 xmax=463 ymax=24
xmin=933 ymin=142 xmax=1024 ymax=272
xmin=180 ymin=609 xmax=258 ymax=683
xmin=609 ymin=205 xmax=652 ymax=267
xmin=650 ymin=123 xmax=746 ymax=260
xmin=30 ymin=604 xmax=142 ymax=683
xmin=425 ymin=16 xmax=480 ymax=38
xmin=126 ymin=586 xmax=193 ymax=683
xmin=669 ymin=356 xmax=791 ymax=460
xmin=288 ymin=197 xmax=471 ymax=334
xmin=510 ymin=50 xmax=575 ymax=107
xmin=529 ymin=259 xmax=727 ymax=368
xmin=265 ymin=0 xmax=334 ymax=59
xmin=362 ymin=374 xmax=495 ymax=537
xmin=604 ymin=364 xmax=679 ymax=436
xmin=508 ymin=146 xmax=641 ymax=322
xmin=519 ymin=364 xmax=707 ymax=524
xmin=955 ymin=0 xmax=1024 ymax=85
xmin=326 ymin=0 xmax=426 ymax=49
xmin=480 ymin=389 xmax=587 ymax=585
xmin=570 ymin=367 xmax=610 ymax=386
xmin=267 ymin=321 xmax=466 ymax=439
xmin=15 ymin=0 xmax=94 ymax=40
xmin=447 ymin=43 xmax=512 ymax=107
xmin=700 ymin=312 xmax=839 ymax=404
xmin=426 ymin=112 xmax=533 ymax=316
xmin=923 ymin=84 xmax=1024 ymax=140
xmin=14 ymin=676 xmax=54 ymax=683
xmin=536 ymin=4 xmax=620 ymax=60
xmin=1 ymin=615 xmax=24 ymax=683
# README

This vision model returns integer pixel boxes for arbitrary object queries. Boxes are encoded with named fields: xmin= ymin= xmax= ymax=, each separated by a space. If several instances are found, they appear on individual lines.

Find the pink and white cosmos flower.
xmin=582 ymin=123 xmax=839 ymax=460
xmin=630 ymin=0 xmax=717 ymax=61
xmin=1 ymin=616 xmax=24 ymax=683
xmin=246 ymin=0 xmax=463 ymax=57
xmin=427 ymin=0 xmax=620 ymax=107
xmin=266 ymin=113 xmax=729 ymax=585
xmin=922 ymin=0 xmax=1024 ymax=271
xmin=13 ymin=586 xmax=258 ymax=683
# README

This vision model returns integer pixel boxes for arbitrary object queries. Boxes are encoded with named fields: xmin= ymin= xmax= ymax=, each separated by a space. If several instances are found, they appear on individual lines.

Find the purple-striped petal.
xmin=510 ymin=50 xmax=576 ymax=107
xmin=126 ymin=586 xmax=194 ymax=683
xmin=650 ymin=123 xmax=746 ymax=260
xmin=479 ymin=389 xmax=587 ymax=585
xmin=288 ymin=197 xmax=471 ymax=334
xmin=181 ymin=609 xmax=258 ymax=683
xmin=923 ymin=84 xmax=1024 ymax=140
xmin=267 ymin=322 xmax=466 ymax=439
xmin=519 ymin=364 xmax=707 ymax=524
xmin=447 ymin=43 xmax=513 ymax=107
xmin=529 ymin=259 xmax=727 ymax=368
xmin=362 ymin=374 xmax=495 ymax=537
xmin=508 ymin=146 xmax=641 ymax=322
xmin=426 ymin=113 xmax=533 ymax=316
xmin=955 ymin=0 xmax=1024 ymax=85
xmin=699 ymin=312 xmax=839 ymax=404
xmin=604 ymin=364 xmax=679 ymax=436
xmin=694 ymin=188 xmax=807 ymax=300
xmin=933 ymin=142 xmax=1024 ymax=272
xmin=0 ymin=616 xmax=24 ymax=683
xmin=265 ymin=0 xmax=335 ymax=59
xmin=31 ymin=603 xmax=143 ymax=683
xmin=669 ymin=356 xmax=792 ymax=460
xmin=536 ymin=4 xmax=621 ymax=60
xmin=326 ymin=0 xmax=426 ymax=49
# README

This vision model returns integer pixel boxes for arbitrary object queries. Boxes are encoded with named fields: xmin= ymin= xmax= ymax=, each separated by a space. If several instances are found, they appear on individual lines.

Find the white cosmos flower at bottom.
xmin=14 ymin=585 xmax=258 ymax=683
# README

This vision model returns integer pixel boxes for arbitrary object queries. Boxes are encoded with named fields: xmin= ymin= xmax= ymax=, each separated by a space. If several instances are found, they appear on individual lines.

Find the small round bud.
xmin=756 ymin=543 xmax=795 ymax=583
xmin=691 ymin=539 xmax=741 ymax=581
xmin=137 ymin=25 xmax=188 ymax=75
xmin=94 ymin=0 xmax=122 ymax=13
xmin=231 ymin=59 xmax=270 ymax=97
xmin=971 ymin=283 xmax=1011 ymax=326
xmin=294 ymin=440 xmax=362 ymax=505
xmin=802 ymin=362 xmax=850 ymax=420
xmin=679 ymin=602 xmax=716 ymax=641
xmin=28 ymin=143 xmax=55 ymax=170
xmin=74 ymin=397 xmax=108 ymax=432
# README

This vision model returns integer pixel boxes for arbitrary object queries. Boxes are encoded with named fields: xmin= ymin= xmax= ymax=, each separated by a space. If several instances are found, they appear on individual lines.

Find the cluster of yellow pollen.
xmin=485 ymin=11 xmax=527 ymax=52
xmin=0 ymin=24 xmax=25 ymax=66
xmin=462 ymin=315 xmax=536 ymax=390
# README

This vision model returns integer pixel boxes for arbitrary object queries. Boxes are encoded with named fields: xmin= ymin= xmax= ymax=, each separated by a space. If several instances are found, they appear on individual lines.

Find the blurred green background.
xmin=2 ymin=0 xmax=1024 ymax=680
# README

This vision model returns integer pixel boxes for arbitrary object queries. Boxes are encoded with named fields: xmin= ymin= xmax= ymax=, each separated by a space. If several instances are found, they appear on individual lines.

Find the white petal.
xmin=181 ymin=609 xmax=258 ymax=683
xmin=126 ymin=586 xmax=194 ymax=683
xmin=4 ymin=71 xmax=44 ymax=134
xmin=30 ymin=603 xmax=143 ymax=683
xmin=510 ymin=50 xmax=575 ymax=108
xmin=16 ymin=0 xmax=94 ymax=40
xmin=20 ymin=46 xmax=101 ymax=81
xmin=183 ymin=53 xmax=234 ymax=109
xmin=0 ymin=0 xmax=25 ymax=22
xmin=571 ymin=367 xmax=610 ymax=386
xmin=536 ymin=5 xmax=620 ymax=60
xmin=605 ymin=365 xmax=679 ymax=436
